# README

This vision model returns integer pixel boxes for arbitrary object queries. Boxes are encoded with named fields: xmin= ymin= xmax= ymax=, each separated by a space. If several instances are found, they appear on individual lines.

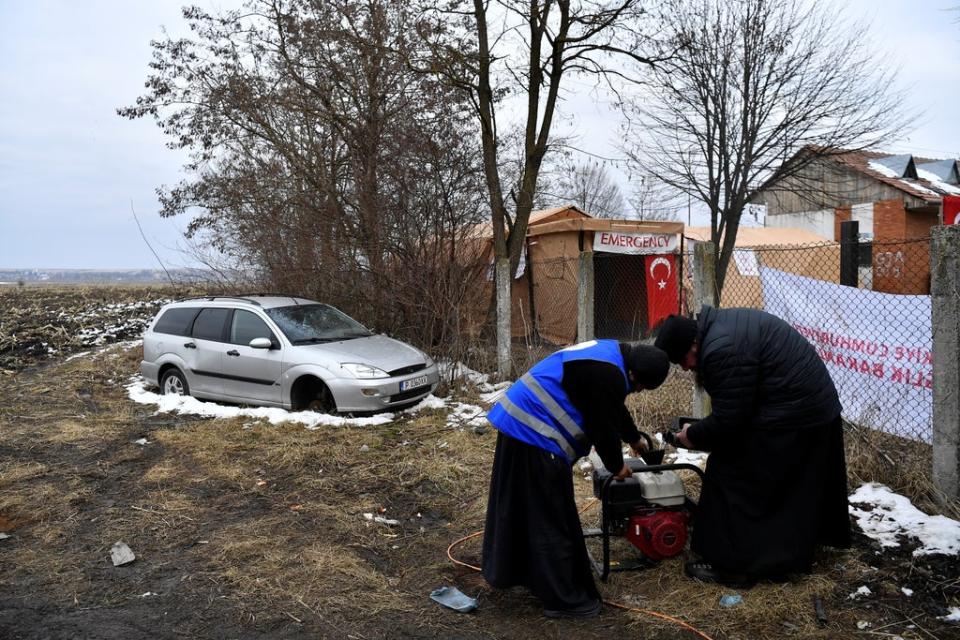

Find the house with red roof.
xmin=749 ymin=147 xmax=960 ymax=294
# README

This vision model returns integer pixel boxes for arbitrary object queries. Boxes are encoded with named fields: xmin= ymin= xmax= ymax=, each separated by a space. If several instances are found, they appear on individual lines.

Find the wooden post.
xmin=692 ymin=241 xmax=717 ymax=418
xmin=496 ymin=257 xmax=511 ymax=379
xmin=840 ymin=220 xmax=859 ymax=287
xmin=577 ymin=251 xmax=595 ymax=343
xmin=931 ymin=226 xmax=960 ymax=502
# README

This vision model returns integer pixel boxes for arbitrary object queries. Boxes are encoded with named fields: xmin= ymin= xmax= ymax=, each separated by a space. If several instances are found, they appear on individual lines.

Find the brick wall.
xmin=869 ymin=199 xmax=932 ymax=294
xmin=834 ymin=205 xmax=851 ymax=241
xmin=873 ymin=199 xmax=906 ymax=241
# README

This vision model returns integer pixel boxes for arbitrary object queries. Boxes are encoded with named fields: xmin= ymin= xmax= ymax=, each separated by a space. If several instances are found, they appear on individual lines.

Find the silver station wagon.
xmin=140 ymin=295 xmax=439 ymax=413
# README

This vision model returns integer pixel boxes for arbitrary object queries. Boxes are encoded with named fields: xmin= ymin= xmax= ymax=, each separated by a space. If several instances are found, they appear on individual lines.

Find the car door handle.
xmin=184 ymin=342 xmax=197 ymax=349
xmin=226 ymin=350 xmax=240 ymax=357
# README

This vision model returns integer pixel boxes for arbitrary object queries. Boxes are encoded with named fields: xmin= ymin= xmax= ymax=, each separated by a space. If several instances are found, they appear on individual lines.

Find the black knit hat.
xmin=654 ymin=315 xmax=698 ymax=364
xmin=623 ymin=344 xmax=670 ymax=390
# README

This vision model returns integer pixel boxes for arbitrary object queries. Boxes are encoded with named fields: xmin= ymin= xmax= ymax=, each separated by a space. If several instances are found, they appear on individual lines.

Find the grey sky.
xmin=0 ymin=0 xmax=957 ymax=269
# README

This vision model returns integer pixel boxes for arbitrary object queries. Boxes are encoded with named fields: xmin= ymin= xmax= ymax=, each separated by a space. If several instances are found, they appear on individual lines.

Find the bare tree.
xmin=120 ymin=0 xmax=488 ymax=347
xmin=425 ymin=0 xmax=661 ymax=276
xmin=555 ymin=161 xmax=626 ymax=217
xmin=627 ymin=171 xmax=684 ymax=221
xmin=421 ymin=0 xmax=663 ymax=372
xmin=625 ymin=0 xmax=905 ymax=294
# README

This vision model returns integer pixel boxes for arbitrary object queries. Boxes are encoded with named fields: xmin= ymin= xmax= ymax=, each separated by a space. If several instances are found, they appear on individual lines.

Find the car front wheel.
xmin=160 ymin=368 xmax=190 ymax=396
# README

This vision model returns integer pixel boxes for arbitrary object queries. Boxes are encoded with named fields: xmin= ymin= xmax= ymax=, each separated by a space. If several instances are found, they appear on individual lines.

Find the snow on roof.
xmin=917 ymin=159 xmax=960 ymax=184
xmin=917 ymin=168 xmax=960 ymax=196
xmin=867 ymin=160 xmax=901 ymax=179
xmin=832 ymin=149 xmax=956 ymax=202
xmin=870 ymin=154 xmax=917 ymax=178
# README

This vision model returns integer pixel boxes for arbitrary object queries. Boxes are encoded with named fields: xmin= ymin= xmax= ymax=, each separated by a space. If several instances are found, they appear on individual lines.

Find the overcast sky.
xmin=1 ymin=0 xmax=958 ymax=269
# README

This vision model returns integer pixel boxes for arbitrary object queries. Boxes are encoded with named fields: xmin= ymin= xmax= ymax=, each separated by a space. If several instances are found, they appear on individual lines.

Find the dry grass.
xmin=1 ymin=329 xmax=957 ymax=638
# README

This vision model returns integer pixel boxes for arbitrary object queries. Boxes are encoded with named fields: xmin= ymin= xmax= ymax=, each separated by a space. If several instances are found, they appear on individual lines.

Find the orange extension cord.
xmin=445 ymin=500 xmax=716 ymax=640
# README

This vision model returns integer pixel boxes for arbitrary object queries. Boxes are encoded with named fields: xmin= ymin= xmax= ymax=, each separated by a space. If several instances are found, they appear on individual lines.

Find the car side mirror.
xmin=249 ymin=337 xmax=273 ymax=349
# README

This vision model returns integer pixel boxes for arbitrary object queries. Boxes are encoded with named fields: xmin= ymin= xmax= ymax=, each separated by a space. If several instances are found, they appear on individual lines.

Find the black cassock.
xmin=481 ymin=353 xmax=641 ymax=610
xmin=481 ymin=432 xmax=600 ymax=610
xmin=691 ymin=414 xmax=850 ymax=576
xmin=687 ymin=307 xmax=851 ymax=576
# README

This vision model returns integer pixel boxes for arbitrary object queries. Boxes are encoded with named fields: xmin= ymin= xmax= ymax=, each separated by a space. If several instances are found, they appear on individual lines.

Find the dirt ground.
xmin=1 ymin=285 xmax=958 ymax=639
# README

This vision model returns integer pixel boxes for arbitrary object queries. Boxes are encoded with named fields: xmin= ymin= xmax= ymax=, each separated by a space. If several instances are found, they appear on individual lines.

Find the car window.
xmin=191 ymin=308 xmax=231 ymax=342
xmin=153 ymin=307 xmax=199 ymax=336
xmin=230 ymin=310 xmax=276 ymax=346
xmin=265 ymin=304 xmax=373 ymax=344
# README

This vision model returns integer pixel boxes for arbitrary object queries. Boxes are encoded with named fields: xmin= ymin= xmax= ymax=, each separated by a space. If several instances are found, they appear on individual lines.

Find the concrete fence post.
xmin=495 ymin=257 xmax=512 ymax=380
xmin=577 ymin=251 xmax=595 ymax=343
xmin=931 ymin=226 xmax=960 ymax=502
xmin=692 ymin=241 xmax=718 ymax=419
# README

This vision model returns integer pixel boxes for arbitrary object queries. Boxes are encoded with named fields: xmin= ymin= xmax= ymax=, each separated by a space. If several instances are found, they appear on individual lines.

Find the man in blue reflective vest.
xmin=481 ymin=340 xmax=670 ymax=618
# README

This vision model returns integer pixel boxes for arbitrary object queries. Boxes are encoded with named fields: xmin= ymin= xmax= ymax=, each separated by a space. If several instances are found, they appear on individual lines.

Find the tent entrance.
xmin=593 ymin=254 xmax=649 ymax=340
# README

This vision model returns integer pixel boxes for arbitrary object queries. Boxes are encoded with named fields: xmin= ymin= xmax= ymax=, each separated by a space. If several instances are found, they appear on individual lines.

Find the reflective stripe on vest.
xmin=497 ymin=393 xmax=578 ymax=461
xmin=520 ymin=372 xmax=588 ymax=448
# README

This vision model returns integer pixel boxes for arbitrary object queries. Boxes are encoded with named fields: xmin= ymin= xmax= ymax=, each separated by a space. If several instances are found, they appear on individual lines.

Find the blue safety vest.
xmin=487 ymin=339 xmax=629 ymax=464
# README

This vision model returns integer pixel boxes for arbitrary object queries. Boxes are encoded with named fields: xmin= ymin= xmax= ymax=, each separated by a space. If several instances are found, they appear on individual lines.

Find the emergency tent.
xmin=469 ymin=205 xmax=683 ymax=345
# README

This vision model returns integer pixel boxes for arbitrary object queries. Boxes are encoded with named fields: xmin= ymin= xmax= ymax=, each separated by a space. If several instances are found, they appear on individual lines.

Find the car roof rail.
xmin=233 ymin=293 xmax=308 ymax=306
xmin=175 ymin=295 xmax=263 ymax=307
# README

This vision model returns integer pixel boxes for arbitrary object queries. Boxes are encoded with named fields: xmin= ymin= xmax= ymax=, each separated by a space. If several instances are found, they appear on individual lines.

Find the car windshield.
xmin=265 ymin=304 xmax=373 ymax=344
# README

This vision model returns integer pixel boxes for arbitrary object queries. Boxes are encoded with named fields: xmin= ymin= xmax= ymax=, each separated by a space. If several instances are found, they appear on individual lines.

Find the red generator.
xmin=586 ymin=444 xmax=704 ymax=581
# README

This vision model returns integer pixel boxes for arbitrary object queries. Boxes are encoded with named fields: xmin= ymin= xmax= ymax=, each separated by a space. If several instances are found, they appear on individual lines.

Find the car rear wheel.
xmin=161 ymin=368 xmax=190 ymax=396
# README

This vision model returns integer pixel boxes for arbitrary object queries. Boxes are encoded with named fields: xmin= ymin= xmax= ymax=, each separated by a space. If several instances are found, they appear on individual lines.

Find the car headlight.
xmin=340 ymin=363 xmax=390 ymax=379
xmin=423 ymin=352 xmax=435 ymax=367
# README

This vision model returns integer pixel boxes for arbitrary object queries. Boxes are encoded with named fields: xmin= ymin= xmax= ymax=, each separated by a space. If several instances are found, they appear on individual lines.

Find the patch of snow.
xmin=857 ymin=621 xmax=871 ymax=630
xmin=849 ymin=585 xmax=872 ymax=599
xmin=438 ymin=361 xmax=490 ymax=385
xmin=917 ymin=168 xmax=960 ymax=195
xmin=479 ymin=384 xmax=511 ymax=404
xmin=126 ymin=377 xmax=396 ymax=428
xmin=939 ymin=607 xmax=960 ymax=623
xmin=404 ymin=394 xmax=447 ymax=412
xmin=363 ymin=513 xmax=399 ymax=526
xmin=868 ymin=161 xmax=901 ymax=178
xmin=867 ymin=161 xmax=940 ymax=196
xmin=849 ymin=483 xmax=960 ymax=556
xmin=66 ymin=340 xmax=142 ymax=363
xmin=445 ymin=402 xmax=486 ymax=428
xmin=666 ymin=447 xmax=709 ymax=469
xmin=901 ymin=587 xmax=913 ymax=597
xmin=901 ymin=180 xmax=939 ymax=196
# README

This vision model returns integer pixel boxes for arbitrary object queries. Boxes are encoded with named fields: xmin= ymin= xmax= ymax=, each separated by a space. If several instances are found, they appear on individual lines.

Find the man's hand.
xmin=677 ymin=423 xmax=694 ymax=449
xmin=613 ymin=464 xmax=633 ymax=481
xmin=629 ymin=438 xmax=648 ymax=458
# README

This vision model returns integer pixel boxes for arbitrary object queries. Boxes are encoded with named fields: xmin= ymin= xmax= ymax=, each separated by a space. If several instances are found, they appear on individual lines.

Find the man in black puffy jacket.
xmin=655 ymin=306 xmax=850 ymax=587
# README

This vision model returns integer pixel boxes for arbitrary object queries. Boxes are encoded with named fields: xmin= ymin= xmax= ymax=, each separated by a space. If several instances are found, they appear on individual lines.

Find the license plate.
xmin=400 ymin=375 xmax=429 ymax=391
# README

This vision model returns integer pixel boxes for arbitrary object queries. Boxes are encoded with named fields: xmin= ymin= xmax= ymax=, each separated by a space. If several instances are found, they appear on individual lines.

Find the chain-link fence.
xmin=696 ymin=236 xmax=933 ymax=444
xmin=298 ymin=234 xmax=935 ymax=452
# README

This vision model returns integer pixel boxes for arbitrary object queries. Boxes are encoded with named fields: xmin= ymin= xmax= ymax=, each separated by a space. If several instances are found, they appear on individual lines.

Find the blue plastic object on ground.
xmin=430 ymin=586 xmax=478 ymax=613
xmin=719 ymin=594 xmax=743 ymax=608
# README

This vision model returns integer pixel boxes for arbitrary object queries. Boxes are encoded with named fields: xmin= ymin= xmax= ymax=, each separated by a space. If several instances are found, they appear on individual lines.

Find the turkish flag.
xmin=944 ymin=195 xmax=960 ymax=225
xmin=644 ymin=254 xmax=679 ymax=331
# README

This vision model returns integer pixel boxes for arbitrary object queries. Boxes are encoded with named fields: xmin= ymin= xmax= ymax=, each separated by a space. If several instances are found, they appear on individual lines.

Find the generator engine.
xmin=586 ymin=451 xmax=703 ymax=581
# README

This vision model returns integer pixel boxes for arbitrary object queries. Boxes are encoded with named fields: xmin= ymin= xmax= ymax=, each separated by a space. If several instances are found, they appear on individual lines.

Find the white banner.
xmin=760 ymin=268 xmax=932 ymax=443
xmin=593 ymin=231 xmax=678 ymax=254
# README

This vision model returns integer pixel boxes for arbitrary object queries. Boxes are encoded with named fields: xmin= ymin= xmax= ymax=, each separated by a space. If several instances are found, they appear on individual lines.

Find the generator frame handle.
xmin=595 ymin=462 xmax=705 ymax=582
